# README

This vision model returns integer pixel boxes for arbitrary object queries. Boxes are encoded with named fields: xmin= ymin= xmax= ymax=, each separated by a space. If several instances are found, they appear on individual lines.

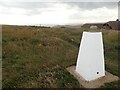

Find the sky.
xmin=0 ymin=0 xmax=119 ymax=25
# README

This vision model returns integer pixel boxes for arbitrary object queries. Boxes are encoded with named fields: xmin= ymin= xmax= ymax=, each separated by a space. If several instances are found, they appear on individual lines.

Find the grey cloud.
xmin=0 ymin=2 xmax=53 ymax=9
xmin=118 ymin=2 xmax=120 ymax=19
xmin=0 ymin=1 xmax=118 ymax=16
xmin=65 ymin=2 xmax=118 ymax=10
xmin=0 ymin=2 xmax=55 ymax=15
xmin=0 ymin=1 xmax=118 ymax=10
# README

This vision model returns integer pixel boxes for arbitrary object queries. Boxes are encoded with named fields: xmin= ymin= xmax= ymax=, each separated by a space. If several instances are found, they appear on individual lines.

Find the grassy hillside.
xmin=2 ymin=25 xmax=119 ymax=88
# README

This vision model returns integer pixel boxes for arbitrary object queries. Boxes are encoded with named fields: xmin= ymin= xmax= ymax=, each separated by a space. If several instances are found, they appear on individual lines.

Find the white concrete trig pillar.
xmin=76 ymin=32 xmax=105 ymax=81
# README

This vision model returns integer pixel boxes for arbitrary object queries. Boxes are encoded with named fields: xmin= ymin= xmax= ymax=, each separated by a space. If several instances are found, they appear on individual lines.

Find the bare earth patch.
xmin=66 ymin=66 xmax=119 ymax=88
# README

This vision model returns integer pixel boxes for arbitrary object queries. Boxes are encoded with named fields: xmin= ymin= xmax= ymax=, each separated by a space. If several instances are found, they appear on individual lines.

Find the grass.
xmin=101 ymin=81 xmax=119 ymax=88
xmin=2 ymin=25 xmax=119 ymax=88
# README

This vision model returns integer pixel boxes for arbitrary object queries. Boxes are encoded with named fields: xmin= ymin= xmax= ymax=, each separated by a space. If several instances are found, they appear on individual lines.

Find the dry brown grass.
xmin=2 ymin=25 xmax=119 ymax=88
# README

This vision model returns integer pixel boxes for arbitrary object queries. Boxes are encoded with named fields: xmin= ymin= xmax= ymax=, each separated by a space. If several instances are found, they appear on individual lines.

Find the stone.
xmin=76 ymin=32 xmax=105 ymax=81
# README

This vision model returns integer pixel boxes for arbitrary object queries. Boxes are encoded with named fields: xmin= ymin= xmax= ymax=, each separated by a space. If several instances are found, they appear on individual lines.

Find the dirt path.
xmin=66 ymin=66 xmax=119 ymax=88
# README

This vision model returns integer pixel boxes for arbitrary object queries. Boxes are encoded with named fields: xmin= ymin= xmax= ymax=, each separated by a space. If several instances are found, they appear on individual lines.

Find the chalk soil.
xmin=66 ymin=66 xmax=119 ymax=88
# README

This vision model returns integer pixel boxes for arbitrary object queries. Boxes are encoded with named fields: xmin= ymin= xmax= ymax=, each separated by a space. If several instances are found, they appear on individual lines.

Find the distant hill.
xmin=53 ymin=24 xmax=83 ymax=28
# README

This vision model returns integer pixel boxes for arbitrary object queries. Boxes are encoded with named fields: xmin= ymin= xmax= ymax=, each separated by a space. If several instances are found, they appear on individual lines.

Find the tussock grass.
xmin=2 ymin=25 xmax=119 ymax=88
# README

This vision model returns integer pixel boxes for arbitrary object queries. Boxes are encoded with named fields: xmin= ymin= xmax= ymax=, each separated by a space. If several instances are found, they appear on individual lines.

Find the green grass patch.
xmin=2 ymin=25 xmax=119 ymax=88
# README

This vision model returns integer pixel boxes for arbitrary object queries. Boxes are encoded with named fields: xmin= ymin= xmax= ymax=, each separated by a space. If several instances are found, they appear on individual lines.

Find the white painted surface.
xmin=76 ymin=32 xmax=105 ymax=81
xmin=90 ymin=25 xmax=98 ymax=29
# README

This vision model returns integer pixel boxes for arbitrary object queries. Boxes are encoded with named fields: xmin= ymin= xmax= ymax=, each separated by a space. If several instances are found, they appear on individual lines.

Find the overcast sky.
xmin=0 ymin=0 xmax=119 ymax=25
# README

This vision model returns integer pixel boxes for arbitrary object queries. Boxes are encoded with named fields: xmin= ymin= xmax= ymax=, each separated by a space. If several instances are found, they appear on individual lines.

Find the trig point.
xmin=76 ymin=32 xmax=105 ymax=81
xmin=66 ymin=31 xmax=119 ymax=88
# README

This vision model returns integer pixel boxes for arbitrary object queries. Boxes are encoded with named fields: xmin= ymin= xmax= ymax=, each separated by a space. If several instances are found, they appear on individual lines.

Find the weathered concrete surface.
xmin=66 ymin=66 xmax=119 ymax=88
